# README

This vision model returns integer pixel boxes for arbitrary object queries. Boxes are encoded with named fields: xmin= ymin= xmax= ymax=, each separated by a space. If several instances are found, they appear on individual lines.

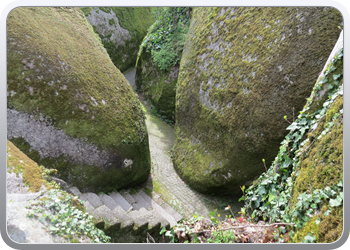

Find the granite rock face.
xmin=7 ymin=7 xmax=151 ymax=193
xmin=172 ymin=7 xmax=343 ymax=195
xmin=81 ymin=7 xmax=154 ymax=72
xmin=135 ymin=46 xmax=179 ymax=121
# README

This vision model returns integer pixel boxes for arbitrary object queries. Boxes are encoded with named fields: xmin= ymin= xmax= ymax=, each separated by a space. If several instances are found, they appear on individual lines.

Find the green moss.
xmin=7 ymin=7 xmax=151 ymax=192
xmin=289 ymin=95 xmax=343 ymax=218
xmin=98 ymin=7 xmax=112 ymax=13
xmin=7 ymin=140 xmax=51 ymax=192
xmin=80 ymin=7 xmax=91 ymax=16
xmin=135 ymin=46 xmax=178 ymax=121
xmin=173 ymin=7 xmax=342 ymax=195
xmin=82 ymin=7 xmax=154 ymax=72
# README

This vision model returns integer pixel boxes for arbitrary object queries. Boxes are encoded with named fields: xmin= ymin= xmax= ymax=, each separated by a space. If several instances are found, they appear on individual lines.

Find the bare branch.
xmin=189 ymin=223 xmax=295 ymax=234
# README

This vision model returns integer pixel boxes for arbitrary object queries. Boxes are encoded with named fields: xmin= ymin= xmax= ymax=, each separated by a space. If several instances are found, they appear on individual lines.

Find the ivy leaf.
xmin=268 ymin=193 xmax=276 ymax=202
xmin=262 ymin=193 xmax=269 ymax=201
xmin=282 ymin=155 xmax=292 ymax=168
xmin=321 ymin=77 xmax=329 ymax=84
xmin=304 ymin=234 xmax=316 ymax=243
xmin=327 ymin=84 xmax=334 ymax=90
xmin=329 ymin=195 xmax=343 ymax=207
xmin=333 ymin=74 xmax=342 ymax=80
xmin=258 ymin=186 xmax=267 ymax=195
xmin=286 ymin=122 xmax=299 ymax=131
xmin=299 ymin=118 xmax=308 ymax=125
xmin=324 ymin=209 xmax=332 ymax=216
xmin=329 ymin=66 xmax=337 ymax=72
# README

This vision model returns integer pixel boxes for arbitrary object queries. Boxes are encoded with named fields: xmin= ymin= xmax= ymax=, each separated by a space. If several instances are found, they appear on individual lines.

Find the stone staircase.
xmin=65 ymin=185 xmax=183 ymax=242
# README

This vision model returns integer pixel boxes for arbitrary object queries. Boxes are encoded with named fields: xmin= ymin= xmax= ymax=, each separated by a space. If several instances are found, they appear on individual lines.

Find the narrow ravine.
xmin=124 ymin=68 xmax=242 ymax=220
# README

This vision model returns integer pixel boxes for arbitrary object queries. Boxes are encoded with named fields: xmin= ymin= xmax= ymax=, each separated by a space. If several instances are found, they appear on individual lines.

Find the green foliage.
xmin=206 ymin=229 xmax=237 ymax=243
xmin=138 ymin=7 xmax=191 ymax=71
xmin=244 ymin=49 xmax=343 ymax=242
xmin=26 ymin=189 xmax=111 ymax=243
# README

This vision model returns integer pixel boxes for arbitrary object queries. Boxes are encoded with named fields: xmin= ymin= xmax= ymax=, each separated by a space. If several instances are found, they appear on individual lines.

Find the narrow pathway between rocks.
xmin=124 ymin=68 xmax=242 ymax=220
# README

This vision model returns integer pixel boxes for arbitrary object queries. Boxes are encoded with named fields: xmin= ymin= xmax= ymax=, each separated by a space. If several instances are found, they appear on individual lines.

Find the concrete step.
xmin=109 ymin=192 xmax=133 ymax=212
xmin=130 ymin=191 xmax=152 ymax=211
xmin=79 ymin=192 xmax=103 ymax=208
xmin=71 ymin=185 xmax=180 ymax=240
xmin=127 ymin=208 xmax=150 ymax=233
xmin=127 ymin=207 xmax=168 ymax=234
xmin=112 ymin=206 xmax=134 ymax=233
xmin=91 ymin=205 xmax=120 ymax=232
xmin=138 ymin=190 xmax=178 ymax=227
xmin=148 ymin=190 xmax=183 ymax=223
xmin=98 ymin=194 xmax=121 ymax=211
xmin=67 ymin=186 xmax=81 ymax=197
xmin=119 ymin=189 xmax=136 ymax=206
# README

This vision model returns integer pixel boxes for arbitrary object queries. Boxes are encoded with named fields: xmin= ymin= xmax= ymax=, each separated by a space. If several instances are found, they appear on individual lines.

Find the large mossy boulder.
xmin=7 ymin=7 xmax=151 ymax=193
xmin=173 ymin=7 xmax=342 ymax=195
xmin=81 ymin=7 xmax=154 ymax=72
xmin=245 ymin=31 xmax=343 ymax=243
xmin=135 ymin=46 xmax=179 ymax=121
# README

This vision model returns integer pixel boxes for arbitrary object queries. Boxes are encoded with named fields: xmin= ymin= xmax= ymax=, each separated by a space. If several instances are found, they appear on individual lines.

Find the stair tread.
xmin=67 ymin=186 xmax=81 ymax=197
xmin=138 ymin=190 xmax=178 ymax=227
xmin=99 ymin=193 xmax=119 ymax=211
xmin=127 ymin=207 xmax=150 ymax=230
xmin=159 ymin=201 xmax=183 ymax=223
xmin=79 ymin=192 xmax=103 ymax=208
xmin=110 ymin=192 xmax=133 ymax=212
xmin=130 ymin=191 xmax=152 ymax=210
xmin=112 ymin=206 xmax=134 ymax=232
xmin=119 ymin=189 xmax=136 ymax=205
xmin=147 ymin=190 xmax=183 ymax=223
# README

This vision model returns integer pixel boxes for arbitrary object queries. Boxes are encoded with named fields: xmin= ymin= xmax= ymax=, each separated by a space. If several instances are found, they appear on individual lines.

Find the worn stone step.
xmin=67 ymin=186 xmax=81 ymax=197
xmin=98 ymin=194 xmax=120 ymax=211
xmin=91 ymin=205 xmax=120 ymax=232
xmin=148 ymin=209 xmax=171 ymax=230
xmin=127 ymin=208 xmax=150 ymax=233
xmin=109 ymin=192 xmax=133 ymax=212
xmin=130 ymin=191 xmax=152 ymax=210
xmin=127 ymin=207 xmax=167 ymax=234
xmin=148 ymin=190 xmax=183 ymax=223
xmin=119 ymin=189 xmax=136 ymax=206
xmin=112 ymin=206 xmax=134 ymax=233
xmin=79 ymin=192 xmax=103 ymax=208
xmin=160 ymin=202 xmax=183 ymax=223
xmin=138 ymin=190 xmax=178 ymax=227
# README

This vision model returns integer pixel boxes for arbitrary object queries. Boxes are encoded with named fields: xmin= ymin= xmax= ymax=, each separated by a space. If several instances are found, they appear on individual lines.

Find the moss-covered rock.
xmin=173 ymin=7 xmax=342 ymax=195
xmin=288 ymin=32 xmax=343 ymax=243
xmin=7 ymin=140 xmax=50 ymax=192
xmin=135 ymin=46 xmax=179 ymax=120
xmin=7 ymin=7 xmax=151 ymax=193
xmin=81 ymin=7 xmax=154 ymax=72
xmin=244 ymin=30 xmax=343 ymax=243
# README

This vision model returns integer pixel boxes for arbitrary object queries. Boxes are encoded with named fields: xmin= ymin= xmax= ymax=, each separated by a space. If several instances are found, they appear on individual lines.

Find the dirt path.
xmin=124 ymin=68 xmax=242 ymax=220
